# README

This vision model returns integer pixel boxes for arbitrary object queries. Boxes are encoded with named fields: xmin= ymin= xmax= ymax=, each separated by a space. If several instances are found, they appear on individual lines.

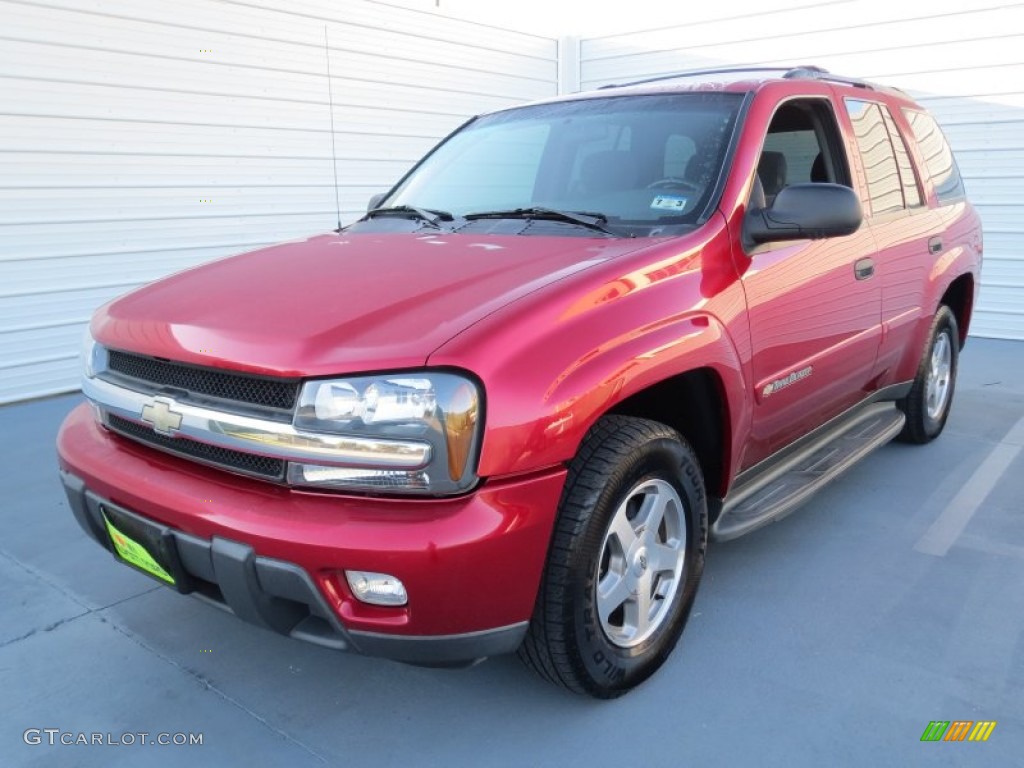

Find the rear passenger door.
xmin=840 ymin=99 xmax=946 ymax=384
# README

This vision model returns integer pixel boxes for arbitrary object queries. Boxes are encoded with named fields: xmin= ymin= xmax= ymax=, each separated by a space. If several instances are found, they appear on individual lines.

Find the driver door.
xmin=738 ymin=96 xmax=883 ymax=466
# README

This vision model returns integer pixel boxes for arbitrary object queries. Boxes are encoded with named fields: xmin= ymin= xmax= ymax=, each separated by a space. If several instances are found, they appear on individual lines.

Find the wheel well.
xmin=607 ymin=369 xmax=728 ymax=498
xmin=941 ymin=274 xmax=974 ymax=348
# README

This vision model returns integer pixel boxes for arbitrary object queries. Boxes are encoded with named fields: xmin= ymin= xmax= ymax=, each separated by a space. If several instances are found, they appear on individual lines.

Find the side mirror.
xmin=367 ymin=192 xmax=388 ymax=212
xmin=745 ymin=183 xmax=862 ymax=246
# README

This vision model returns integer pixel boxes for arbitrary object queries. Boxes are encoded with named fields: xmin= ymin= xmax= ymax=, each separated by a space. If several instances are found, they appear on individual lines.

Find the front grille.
xmin=107 ymin=350 xmax=299 ymax=411
xmin=107 ymin=414 xmax=286 ymax=481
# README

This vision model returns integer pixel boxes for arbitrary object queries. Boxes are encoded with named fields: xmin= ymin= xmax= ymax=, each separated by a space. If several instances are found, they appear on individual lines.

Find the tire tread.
xmin=517 ymin=415 xmax=700 ymax=697
xmin=898 ymin=305 xmax=959 ymax=444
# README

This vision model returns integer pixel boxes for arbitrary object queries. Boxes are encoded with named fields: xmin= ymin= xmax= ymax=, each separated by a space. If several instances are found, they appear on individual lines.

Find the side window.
xmin=752 ymin=99 xmax=849 ymax=209
xmin=763 ymin=129 xmax=820 ymax=185
xmin=845 ymin=99 xmax=904 ymax=215
xmin=903 ymin=109 xmax=966 ymax=203
xmin=879 ymin=107 xmax=922 ymax=208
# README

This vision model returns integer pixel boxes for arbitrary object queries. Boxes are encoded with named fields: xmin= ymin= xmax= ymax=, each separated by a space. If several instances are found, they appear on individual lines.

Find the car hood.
xmin=92 ymin=231 xmax=656 ymax=376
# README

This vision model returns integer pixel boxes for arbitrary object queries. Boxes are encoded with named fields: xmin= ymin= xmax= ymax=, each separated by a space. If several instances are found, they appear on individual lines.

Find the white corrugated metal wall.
xmin=0 ymin=0 xmax=558 ymax=403
xmin=3 ymin=1 xmax=1020 ymax=405
xmin=578 ymin=0 xmax=1024 ymax=341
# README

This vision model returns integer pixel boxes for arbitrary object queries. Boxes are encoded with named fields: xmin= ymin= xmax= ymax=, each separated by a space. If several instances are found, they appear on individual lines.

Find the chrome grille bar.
xmin=83 ymin=376 xmax=432 ymax=470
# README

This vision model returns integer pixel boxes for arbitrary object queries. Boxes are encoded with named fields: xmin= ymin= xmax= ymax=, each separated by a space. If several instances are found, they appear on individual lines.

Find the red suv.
xmin=58 ymin=66 xmax=981 ymax=697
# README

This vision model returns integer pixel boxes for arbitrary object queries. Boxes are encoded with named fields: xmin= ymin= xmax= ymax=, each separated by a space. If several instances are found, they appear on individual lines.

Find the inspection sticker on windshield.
xmin=651 ymin=195 xmax=687 ymax=211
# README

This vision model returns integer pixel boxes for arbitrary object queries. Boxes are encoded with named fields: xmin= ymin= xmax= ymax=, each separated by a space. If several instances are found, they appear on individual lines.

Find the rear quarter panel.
xmin=874 ymin=98 xmax=983 ymax=382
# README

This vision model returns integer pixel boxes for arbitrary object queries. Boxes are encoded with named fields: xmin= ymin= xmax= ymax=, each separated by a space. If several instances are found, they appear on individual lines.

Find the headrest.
xmin=757 ymin=151 xmax=787 ymax=196
xmin=810 ymin=152 xmax=827 ymax=183
xmin=579 ymin=151 xmax=638 ymax=195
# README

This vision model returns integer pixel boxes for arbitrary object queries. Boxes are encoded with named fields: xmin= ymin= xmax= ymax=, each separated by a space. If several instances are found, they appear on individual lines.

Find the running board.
xmin=712 ymin=403 xmax=905 ymax=541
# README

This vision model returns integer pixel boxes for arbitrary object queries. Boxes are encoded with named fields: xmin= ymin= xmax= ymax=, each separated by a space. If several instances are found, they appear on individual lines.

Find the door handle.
xmin=929 ymin=237 xmax=943 ymax=254
xmin=854 ymin=258 xmax=875 ymax=280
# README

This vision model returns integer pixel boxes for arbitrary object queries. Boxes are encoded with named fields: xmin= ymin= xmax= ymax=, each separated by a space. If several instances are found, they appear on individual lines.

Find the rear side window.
xmin=903 ymin=109 xmax=966 ymax=203
xmin=879 ymin=107 xmax=922 ymax=208
xmin=845 ymin=99 xmax=903 ymax=215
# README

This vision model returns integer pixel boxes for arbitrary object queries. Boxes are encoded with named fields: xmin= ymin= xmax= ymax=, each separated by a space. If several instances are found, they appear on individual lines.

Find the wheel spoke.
xmin=636 ymin=487 xmax=669 ymax=538
xmin=632 ymin=570 xmax=654 ymax=635
xmin=597 ymin=571 xmax=632 ymax=624
xmin=595 ymin=477 xmax=689 ymax=648
xmin=646 ymin=541 xmax=681 ymax=574
xmin=608 ymin=505 xmax=640 ymax=551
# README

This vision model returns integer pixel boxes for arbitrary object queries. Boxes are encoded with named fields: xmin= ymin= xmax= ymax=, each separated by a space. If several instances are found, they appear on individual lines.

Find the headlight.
xmin=290 ymin=372 xmax=482 ymax=494
xmin=80 ymin=326 xmax=107 ymax=379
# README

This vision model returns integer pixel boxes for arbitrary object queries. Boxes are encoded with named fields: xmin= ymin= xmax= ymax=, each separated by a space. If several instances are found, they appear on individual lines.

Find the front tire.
xmin=518 ymin=415 xmax=708 ymax=698
xmin=898 ymin=305 xmax=959 ymax=444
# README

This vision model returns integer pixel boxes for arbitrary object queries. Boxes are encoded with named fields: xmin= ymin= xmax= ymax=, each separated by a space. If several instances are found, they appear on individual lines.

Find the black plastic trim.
xmin=61 ymin=470 xmax=105 ymax=544
xmin=59 ymin=472 xmax=527 ymax=665
xmin=350 ymin=623 xmax=528 ymax=667
xmin=104 ymin=348 xmax=300 ymax=415
xmin=105 ymin=414 xmax=287 ymax=482
xmin=696 ymin=91 xmax=755 ymax=226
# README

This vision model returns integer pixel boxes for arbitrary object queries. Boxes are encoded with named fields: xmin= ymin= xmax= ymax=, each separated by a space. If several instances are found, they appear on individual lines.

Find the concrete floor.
xmin=2 ymin=338 xmax=1022 ymax=767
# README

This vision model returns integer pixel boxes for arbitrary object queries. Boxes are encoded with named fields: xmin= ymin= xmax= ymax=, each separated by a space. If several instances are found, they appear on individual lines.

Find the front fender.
xmin=491 ymin=312 xmax=748 ymax=479
xmin=429 ymin=222 xmax=750 ymax=480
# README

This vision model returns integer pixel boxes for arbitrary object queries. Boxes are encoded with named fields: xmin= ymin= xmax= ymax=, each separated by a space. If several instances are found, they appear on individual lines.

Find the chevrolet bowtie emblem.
xmin=141 ymin=397 xmax=184 ymax=436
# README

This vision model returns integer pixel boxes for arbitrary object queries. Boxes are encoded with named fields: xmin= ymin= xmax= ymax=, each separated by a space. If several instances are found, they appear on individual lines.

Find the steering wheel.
xmin=646 ymin=177 xmax=701 ymax=192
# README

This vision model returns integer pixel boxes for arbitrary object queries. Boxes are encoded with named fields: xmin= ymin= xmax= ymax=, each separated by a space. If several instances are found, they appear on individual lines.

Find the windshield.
xmin=376 ymin=92 xmax=744 ymax=237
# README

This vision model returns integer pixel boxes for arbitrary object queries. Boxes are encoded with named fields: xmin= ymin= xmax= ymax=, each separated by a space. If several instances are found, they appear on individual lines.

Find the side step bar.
xmin=712 ymin=402 xmax=906 ymax=541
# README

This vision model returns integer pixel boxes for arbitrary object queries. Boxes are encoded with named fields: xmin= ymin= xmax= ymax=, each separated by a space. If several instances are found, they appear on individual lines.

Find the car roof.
xmin=483 ymin=66 xmax=920 ymax=115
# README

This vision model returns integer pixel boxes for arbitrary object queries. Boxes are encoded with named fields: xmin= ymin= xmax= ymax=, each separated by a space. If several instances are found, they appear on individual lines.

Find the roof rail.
xmin=598 ymin=66 xmax=793 ymax=89
xmin=599 ymin=64 xmax=878 ymax=91
xmin=783 ymin=66 xmax=874 ymax=90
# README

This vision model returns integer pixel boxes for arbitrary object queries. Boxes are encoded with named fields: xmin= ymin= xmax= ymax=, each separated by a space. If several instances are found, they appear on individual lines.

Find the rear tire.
xmin=898 ymin=305 xmax=959 ymax=444
xmin=518 ymin=415 xmax=707 ymax=698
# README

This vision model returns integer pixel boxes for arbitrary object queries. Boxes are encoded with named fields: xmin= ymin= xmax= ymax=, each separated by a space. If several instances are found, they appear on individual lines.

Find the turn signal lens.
xmin=445 ymin=381 xmax=479 ymax=482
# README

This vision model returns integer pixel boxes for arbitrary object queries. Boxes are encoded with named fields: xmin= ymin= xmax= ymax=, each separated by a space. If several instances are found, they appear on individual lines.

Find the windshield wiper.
xmin=363 ymin=205 xmax=454 ymax=228
xmin=463 ymin=207 xmax=616 ymax=235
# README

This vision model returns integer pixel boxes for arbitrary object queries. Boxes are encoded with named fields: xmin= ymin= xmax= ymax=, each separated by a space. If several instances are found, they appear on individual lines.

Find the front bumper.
xmin=57 ymin=404 xmax=566 ymax=665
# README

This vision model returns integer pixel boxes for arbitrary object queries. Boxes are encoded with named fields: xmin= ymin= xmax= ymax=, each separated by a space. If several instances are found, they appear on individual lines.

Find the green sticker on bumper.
xmin=102 ymin=513 xmax=175 ymax=585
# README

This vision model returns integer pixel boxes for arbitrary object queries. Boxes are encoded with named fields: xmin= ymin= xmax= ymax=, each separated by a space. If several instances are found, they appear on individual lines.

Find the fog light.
xmin=346 ymin=570 xmax=408 ymax=606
